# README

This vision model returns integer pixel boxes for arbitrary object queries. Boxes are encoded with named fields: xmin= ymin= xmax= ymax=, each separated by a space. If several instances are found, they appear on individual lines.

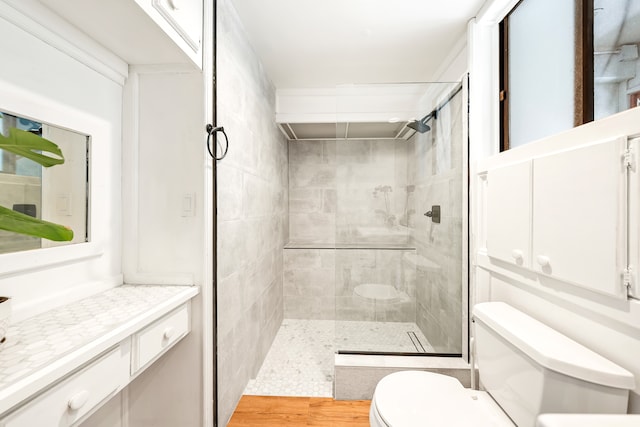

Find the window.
xmin=500 ymin=0 xmax=594 ymax=151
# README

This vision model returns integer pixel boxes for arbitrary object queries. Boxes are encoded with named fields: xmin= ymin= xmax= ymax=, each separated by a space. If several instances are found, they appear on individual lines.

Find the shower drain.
xmin=407 ymin=331 xmax=427 ymax=353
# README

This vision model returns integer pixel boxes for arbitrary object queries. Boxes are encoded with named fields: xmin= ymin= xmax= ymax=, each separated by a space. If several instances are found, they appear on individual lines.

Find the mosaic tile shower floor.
xmin=244 ymin=319 xmax=433 ymax=397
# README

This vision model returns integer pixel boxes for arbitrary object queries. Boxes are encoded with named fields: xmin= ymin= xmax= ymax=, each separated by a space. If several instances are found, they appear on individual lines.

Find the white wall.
xmin=118 ymin=66 xmax=206 ymax=427
xmin=470 ymin=3 xmax=640 ymax=411
xmin=122 ymin=67 xmax=206 ymax=286
xmin=0 ymin=8 xmax=123 ymax=320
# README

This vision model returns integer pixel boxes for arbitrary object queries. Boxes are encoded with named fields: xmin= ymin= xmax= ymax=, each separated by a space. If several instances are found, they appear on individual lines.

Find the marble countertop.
xmin=0 ymin=284 xmax=198 ymax=415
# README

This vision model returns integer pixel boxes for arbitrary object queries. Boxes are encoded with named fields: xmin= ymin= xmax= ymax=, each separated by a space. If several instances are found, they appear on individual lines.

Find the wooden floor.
xmin=227 ymin=395 xmax=371 ymax=427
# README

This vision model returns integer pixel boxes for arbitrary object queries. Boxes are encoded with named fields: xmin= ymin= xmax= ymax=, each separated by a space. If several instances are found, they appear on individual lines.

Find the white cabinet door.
xmin=532 ymin=138 xmax=627 ymax=297
xmin=2 ymin=345 xmax=129 ymax=427
xmin=486 ymin=161 xmax=532 ymax=267
xmin=152 ymin=0 xmax=202 ymax=54
xmin=132 ymin=303 xmax=190 ymax=374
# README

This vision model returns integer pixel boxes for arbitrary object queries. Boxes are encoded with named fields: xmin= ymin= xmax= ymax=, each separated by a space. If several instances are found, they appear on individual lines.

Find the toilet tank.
xmin=473 ymin=302 xmax=634 ymax=427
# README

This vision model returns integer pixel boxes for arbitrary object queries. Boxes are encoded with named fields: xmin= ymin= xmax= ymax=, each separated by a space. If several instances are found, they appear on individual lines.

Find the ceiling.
xmin=229 ymin=0 xmax=487 ymax=89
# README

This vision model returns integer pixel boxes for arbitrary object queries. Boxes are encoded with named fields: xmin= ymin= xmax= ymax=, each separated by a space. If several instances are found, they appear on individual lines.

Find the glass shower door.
xmin=333 ymin=82 xmax=464 ymax=355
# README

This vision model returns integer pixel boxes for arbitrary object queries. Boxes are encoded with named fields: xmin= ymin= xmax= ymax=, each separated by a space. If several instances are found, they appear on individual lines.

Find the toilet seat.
xmin=370 ymin=371 xmax=514 ymax=427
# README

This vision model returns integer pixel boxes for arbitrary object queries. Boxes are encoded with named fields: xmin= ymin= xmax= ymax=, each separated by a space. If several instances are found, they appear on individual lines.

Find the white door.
xmin=486 ymin=161 xmax=532 ymax=268
xmin=532 ymin=137 xmax=627 ymax=298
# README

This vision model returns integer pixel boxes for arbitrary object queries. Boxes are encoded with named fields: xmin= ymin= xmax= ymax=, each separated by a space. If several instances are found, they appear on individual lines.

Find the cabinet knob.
xmin=68 ymin=390 xmax=90 ymax=411
xmin=163 ymin=327 xmax=175 ymax=340
xmin=511 ymin=249 xmax=523 ymax=261
xmin=536 ymin=255 xmax=551 ymax=267
xmin=167 ymin=0 xmax=180 ymax=10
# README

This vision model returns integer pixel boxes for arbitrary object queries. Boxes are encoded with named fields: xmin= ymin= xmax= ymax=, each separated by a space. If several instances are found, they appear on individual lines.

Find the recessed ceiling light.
xmin=388 ymin=117 xmax=401 ymax=123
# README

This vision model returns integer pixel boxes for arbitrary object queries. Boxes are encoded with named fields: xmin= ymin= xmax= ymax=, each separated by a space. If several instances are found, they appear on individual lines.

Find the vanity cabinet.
xmin=485 ymin=137 xmax=628 ymax=298
xmin=0 ymin=285 xmax=198 ymax=426
xmin=132 ymin=303 xmax=190 ymax=374
xmin=2 ymin=345 xmax=130 ymax=427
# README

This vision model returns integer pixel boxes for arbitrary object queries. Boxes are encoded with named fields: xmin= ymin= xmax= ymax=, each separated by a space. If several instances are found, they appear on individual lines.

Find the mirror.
xmin=0 ymin=110 xmax=89 ymax=254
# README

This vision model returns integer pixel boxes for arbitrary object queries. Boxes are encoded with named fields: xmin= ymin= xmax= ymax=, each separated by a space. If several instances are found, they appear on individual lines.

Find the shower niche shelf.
xmin=353 ymin=283 xmax=411 ymax=304
xmin=284 ymin=242 xmax=416 ymax=251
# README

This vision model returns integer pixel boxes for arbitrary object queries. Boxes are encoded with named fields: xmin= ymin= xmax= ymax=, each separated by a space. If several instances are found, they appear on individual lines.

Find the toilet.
xmin=370 ymin=302 xmax=635 ymax=427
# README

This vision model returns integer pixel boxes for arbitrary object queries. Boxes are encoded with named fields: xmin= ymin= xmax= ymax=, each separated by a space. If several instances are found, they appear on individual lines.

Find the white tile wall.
xmin=216 ymin=0 xmax=288 ymax=423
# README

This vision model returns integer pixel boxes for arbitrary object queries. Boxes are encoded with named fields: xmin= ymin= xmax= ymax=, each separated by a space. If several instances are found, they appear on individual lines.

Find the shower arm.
xmin=415 ymin=83 xmax=463 ymax=126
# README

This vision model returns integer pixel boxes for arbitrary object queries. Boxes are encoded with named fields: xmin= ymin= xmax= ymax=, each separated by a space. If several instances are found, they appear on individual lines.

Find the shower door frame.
xmin=331 ymin=79 xmax=470 ymax=360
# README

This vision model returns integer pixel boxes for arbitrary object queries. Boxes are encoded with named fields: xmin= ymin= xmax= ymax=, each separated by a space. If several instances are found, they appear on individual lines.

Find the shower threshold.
xmin=334 ymin=353 xmax=470 ymax=400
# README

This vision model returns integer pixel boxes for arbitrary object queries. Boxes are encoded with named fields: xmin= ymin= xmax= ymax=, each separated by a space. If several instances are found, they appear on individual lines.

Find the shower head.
xmin=407 ymin=110 xmax=434 ymax=134
xmin=407 ymin=119 xmax=431 ymax=134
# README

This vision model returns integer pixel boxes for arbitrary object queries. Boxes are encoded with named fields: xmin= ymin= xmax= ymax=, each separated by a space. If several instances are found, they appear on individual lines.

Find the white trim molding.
xmin=467 ymin=18 xmax=501 ymax=162
xmin=476 ymin=0 xmax=520 ymax=25
xmin=0 ymin=0 xmax=128 ymax=85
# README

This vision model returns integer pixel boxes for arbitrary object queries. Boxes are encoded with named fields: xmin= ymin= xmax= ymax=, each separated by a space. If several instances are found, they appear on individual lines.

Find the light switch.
xmin=181 ymin=193 xmax=195 ymax=217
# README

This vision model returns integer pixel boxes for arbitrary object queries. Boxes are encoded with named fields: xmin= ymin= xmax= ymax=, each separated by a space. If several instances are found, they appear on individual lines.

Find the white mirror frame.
xmin=0 ymin=81 xmax=106 ymax=277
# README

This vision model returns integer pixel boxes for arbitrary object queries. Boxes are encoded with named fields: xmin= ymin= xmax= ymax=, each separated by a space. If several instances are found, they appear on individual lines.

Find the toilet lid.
xmin=373 ymin=371 xmax=513 ymax=427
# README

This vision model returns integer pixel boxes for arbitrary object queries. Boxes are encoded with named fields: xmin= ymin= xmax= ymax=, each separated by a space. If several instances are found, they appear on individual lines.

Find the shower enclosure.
xmin=284 ymin=81 xmax=466 ymax=357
